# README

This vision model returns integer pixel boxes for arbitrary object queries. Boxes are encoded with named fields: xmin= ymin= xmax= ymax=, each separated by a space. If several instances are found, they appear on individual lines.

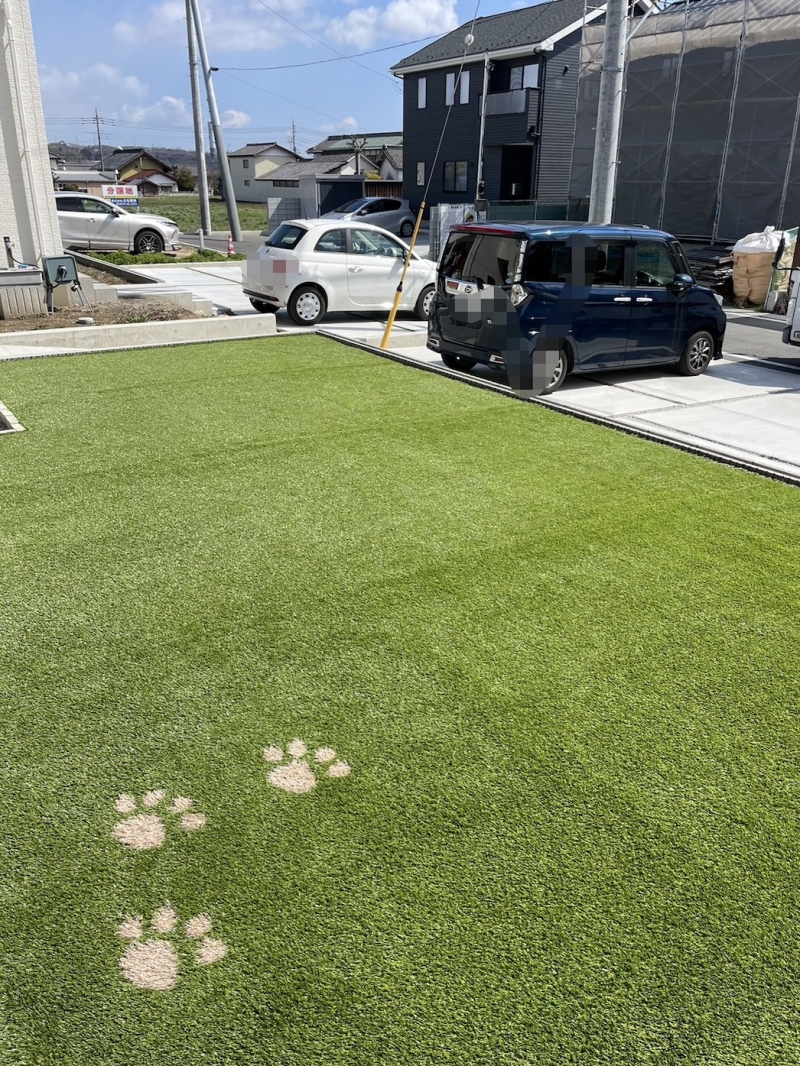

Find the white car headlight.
xmin=714 ymin=292 xmax=724 ymax=307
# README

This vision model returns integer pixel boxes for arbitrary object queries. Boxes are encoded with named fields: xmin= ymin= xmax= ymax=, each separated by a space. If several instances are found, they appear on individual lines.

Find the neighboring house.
xmin=260 ymin=152 xmax=384 ymax=224
xmin=391 ymin=0 xmax=654 ymax=215
xmin=227 ymin=142 xmax=302 ymax=204
xmin=104 ymin=148 xmax=173 ymax=183
xmin=307 ymin=132 xmax=402 ymax=157
xmin=52 ymin=169 xmax=116 ymax=194
xmin=127 ymin=171 xmax=179 ymax=197
xmin=570 ymin=0 xmax=800 ymax=241
xmin=377 ymin=146 xmax=403 ymax=182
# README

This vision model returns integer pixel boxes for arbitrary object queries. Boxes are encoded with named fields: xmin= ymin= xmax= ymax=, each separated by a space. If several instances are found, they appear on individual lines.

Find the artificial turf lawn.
xmin=1 ymin=336 xmax=800 ymax=1065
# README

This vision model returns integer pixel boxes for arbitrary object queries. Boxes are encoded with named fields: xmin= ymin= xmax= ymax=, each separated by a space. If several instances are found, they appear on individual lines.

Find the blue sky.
xmin=31 ymin=0 xmax=540 ymax=155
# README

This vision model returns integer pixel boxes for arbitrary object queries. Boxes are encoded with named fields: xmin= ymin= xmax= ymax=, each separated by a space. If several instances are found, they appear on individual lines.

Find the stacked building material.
xmin=685 ymin=246 xmax=734 ymax=297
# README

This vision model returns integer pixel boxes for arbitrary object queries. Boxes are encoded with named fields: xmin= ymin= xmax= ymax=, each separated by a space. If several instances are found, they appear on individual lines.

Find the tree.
xmin=173 ymin=166 xmax=197 ymax=192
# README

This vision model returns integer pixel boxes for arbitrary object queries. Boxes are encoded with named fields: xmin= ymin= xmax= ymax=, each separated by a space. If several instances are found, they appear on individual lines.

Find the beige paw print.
xmin=117 ymin=905 xmax=227 ymax=991
xmin=112 ymin=791 xmax=206 ymax=850
xmin=263 ymin=739 xmax=351 ymax=794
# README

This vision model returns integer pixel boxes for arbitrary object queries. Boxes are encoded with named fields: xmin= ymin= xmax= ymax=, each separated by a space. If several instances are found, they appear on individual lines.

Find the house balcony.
xmin=484 ymin=89 xmax=527 ymax=116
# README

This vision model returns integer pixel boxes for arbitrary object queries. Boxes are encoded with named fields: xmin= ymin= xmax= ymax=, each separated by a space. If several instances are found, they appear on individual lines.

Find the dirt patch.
xmin=0 ymin=300 xmax=203 ymax=333
xmin=79 ymin=265 xmax=128 ymax=285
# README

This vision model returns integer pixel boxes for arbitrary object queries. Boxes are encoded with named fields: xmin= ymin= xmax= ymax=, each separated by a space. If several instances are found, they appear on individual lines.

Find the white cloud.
xmin=221 ymin=109 xmax=252 ymax=128
xmin=316 ymin=115 xmax=360 ymax=134
xmin=328 ymin=0 xmax=458 ymax=48
xmin=39 ymin=63 xmax=148 ymax=109
xmin=114 ymin=0 xmax=313 ymax=51
xmin=121 ymin=96 xmax=192 ymax=126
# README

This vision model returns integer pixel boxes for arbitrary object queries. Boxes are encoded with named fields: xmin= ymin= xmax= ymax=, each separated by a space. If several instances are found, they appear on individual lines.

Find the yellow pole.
xmin=380 ymin=201 xmax=426 ymax=350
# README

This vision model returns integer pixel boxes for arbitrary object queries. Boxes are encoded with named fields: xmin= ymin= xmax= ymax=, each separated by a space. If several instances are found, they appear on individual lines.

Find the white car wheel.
xmin=415 ymin=284 xmax=435 ymax=320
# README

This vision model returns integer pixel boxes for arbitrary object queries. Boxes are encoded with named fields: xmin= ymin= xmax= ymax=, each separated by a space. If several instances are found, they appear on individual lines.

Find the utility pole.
xmin=186 ymin=0 xmax=211 ymax=235
xmin=291 ymin=120 xmax=297 ymax=155
xmin=587 ymin=0 xmax=628 ymax=224
xmin=189 ymin=0 xmax=242 ymax=240
xmin=94 ymin=109 xmax=104 ymax=170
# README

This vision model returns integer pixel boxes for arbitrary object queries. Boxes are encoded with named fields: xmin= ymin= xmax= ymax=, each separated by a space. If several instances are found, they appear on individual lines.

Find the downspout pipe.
xmin=2 ymin=0 xmax=47 ymax=264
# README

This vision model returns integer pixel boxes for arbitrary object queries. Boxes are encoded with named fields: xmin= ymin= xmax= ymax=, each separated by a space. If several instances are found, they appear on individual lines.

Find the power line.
xmin=217 ymin=69 xmax=362 ymax=125
xmin=221 ymin=34 xmax=441 ymax=71
xmin=248 ymin=0 xmax=396 ymax=83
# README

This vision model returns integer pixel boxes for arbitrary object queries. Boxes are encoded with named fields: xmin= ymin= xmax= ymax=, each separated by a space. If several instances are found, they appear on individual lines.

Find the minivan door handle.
xmin=635 ymin=297 xmax=654 ymax=304
xmin=613 ymin=296 xmax=632 ymax=303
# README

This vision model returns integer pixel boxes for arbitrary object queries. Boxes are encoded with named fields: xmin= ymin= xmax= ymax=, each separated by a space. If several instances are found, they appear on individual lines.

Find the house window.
xmin=418 ymin=76 xmax=426 ymax=108
xmin=443 ymin=161 xmax=468 ymax=193
xmin=417 ymin=161 xmax=425 ymax=186
xmin=244 ymin=179 xmax=251 ymax=186
xmin=446 ymin=70 xmax=470 ymax=106
xmin=460 ymin=70 xmax=470 ymax=104
xmin=273 ymin=180 xmax=300 ymax=187
xmin=509 ymin=63 xmax=539 ymax=90
xmin=242 ymin=158 xmax=250 ymax=168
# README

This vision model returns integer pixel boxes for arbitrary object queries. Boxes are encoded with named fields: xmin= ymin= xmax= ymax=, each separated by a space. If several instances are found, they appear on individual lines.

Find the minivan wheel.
xmin=134 ymin=229 xmax=165 ymax=254
xmin=441 ymin=351 xmax=476 ymax=372
xmin=677 ymin=330 xmax=714 ymax=376
xmin=287 ymin=285 xmax=326 ymax=326
xmin=415 ymin=285 xmax=435 ymax=320
xmin=540 ymin=347 xmax=569 ymax=395
xmin=400 ymin=221 xmax=414 ymax=237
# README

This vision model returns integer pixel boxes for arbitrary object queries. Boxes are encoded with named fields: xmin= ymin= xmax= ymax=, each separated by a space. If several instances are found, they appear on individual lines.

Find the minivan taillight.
xmin=510 ymin=283 xmax=527 ymax=307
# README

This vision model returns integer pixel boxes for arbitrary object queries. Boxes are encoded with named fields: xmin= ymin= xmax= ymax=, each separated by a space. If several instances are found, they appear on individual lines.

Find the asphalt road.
xmin=724 ymin=314 xmax=798 ymax=367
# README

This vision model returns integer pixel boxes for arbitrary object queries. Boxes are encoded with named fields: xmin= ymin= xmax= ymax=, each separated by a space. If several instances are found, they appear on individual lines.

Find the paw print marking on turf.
xmin=116 ymin=905 xmax=227 ymax=990
xmin=263 ymin=739 xmax=351 ymax=794
xmin=112 ymin=791 xmax=206 ymax=850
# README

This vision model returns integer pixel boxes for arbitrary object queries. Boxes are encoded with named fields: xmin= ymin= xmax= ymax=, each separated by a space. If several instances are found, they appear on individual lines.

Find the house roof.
xmin=392 ymin=0 xmax=608 ymax=72
xmin=262 ymin=153 xmax=376 ymax=182
xmin=52 ymin=170 xmax=116 ymax=183
xmin=308 ymin=132 xmax=402 ymax=155
xmin=228 ymin=141 xmax=299 ymax=159
xmin=129 ymin=172 xmax=178 ymax=187
xmin=105 ymin=148 xmax=173 ymax=173
xmin=379 ymin=146 xmax=404 ymax=171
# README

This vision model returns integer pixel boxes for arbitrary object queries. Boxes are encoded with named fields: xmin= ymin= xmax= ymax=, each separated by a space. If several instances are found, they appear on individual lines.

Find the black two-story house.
xmin=391 ymin=0 xmax=652 ymax=214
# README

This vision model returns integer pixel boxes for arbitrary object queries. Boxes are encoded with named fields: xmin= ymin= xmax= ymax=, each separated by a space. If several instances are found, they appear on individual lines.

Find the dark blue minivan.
xmin=428 ymin=223 xmax=726 ymax=394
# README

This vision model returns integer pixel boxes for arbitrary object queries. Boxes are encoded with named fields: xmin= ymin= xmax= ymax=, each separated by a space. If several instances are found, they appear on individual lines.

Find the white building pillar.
xmin=0 ymin=0 xmax=62 ymax=266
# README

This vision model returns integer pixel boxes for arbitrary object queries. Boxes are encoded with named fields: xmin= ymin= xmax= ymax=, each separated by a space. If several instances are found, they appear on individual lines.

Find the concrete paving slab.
xmin=543 ymin=378 xmax=685 ymax=417
xmin=595 ymin=358 xmax=799 ymax=405
xmin=624 ymin=403 xmax=800 ymax=467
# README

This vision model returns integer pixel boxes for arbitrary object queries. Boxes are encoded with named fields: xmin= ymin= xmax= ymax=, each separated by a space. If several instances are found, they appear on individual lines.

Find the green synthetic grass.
xmin=2 ymin=337 xmax=800 ymax=1064
xmin=143 ymin=195 xmax=268 ymax=233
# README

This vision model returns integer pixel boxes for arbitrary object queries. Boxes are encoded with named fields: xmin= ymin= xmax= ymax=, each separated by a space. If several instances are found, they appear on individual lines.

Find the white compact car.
xmin=242 ymin=219 xmax=436 ymax=325
xmin=55 ymin=193 xmax=181 ymax=254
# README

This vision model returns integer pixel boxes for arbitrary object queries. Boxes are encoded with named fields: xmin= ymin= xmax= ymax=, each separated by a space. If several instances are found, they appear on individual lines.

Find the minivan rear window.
xmin=441 ymin=232 xmax=525 ymax=286
xmin=265 ymin=223 xmax=306 ymax=249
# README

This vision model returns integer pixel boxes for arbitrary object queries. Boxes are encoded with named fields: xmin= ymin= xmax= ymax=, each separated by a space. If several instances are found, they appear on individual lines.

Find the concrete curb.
xmin=0 ymin=313 xmax=277 ymax=356
xmin=71 ymin=251 xmax=153 ymax=285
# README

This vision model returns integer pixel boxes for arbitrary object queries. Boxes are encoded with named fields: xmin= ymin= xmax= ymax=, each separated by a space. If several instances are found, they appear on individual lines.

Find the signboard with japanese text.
xmin=101 ymin=184 xmax=139 ymax=208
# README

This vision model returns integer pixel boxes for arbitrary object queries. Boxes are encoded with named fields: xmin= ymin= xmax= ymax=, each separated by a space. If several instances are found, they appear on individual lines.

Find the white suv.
xmin=54 ymin=193 xmax=181 ymax=254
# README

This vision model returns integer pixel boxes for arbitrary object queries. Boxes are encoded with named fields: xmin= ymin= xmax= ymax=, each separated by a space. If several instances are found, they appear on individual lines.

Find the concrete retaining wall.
xmin=0 ymin=312 xmax=278 ymax=352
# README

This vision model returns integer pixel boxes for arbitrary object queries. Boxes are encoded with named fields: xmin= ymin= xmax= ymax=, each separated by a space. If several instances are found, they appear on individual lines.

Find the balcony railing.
xmin=485 ymin=89 xmax=527 ymax=115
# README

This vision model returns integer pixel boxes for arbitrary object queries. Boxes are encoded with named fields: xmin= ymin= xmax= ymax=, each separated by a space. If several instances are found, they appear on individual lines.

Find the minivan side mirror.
xmin=669 ymin=273 xmax=693 ymax=292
